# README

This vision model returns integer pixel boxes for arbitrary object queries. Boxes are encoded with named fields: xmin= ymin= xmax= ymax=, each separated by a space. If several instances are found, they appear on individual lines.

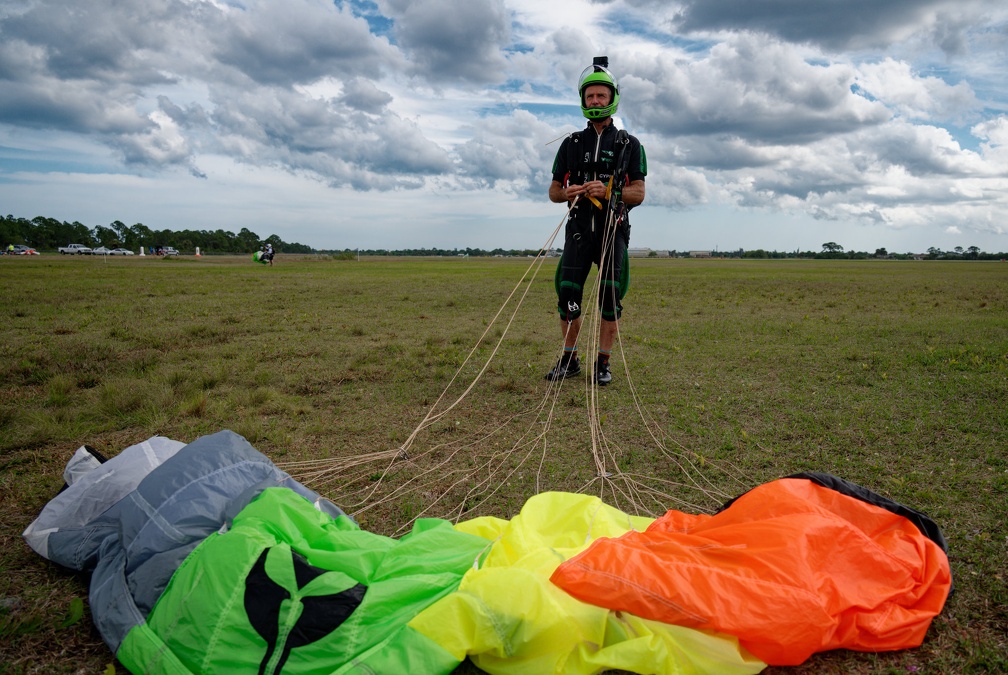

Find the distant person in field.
xmin=546 ymin=56 xmax=647 ymax=386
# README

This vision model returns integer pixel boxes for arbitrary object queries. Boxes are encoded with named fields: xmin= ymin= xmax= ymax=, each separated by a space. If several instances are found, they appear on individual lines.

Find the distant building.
xmin=689 ymin=250 xmax=712 ymax=258
xmin=628 ymin=248 xmax=670 ymax=258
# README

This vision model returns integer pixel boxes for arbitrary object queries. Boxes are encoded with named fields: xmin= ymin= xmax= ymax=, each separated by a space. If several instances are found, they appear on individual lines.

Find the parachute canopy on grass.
xmin=24 ymin=431 xmax=951 ymax=673
xmin=550 ymin=473 xmax=953 ymax=666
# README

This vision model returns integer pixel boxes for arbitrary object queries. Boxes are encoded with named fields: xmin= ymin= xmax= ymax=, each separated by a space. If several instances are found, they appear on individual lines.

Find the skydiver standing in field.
xmin=546 ymin=56 xmax=647 ymax=386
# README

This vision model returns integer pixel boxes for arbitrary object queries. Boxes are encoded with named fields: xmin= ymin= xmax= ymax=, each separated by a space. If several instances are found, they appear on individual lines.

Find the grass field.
xmin=1 ymin=253 xmax=1005 ymax=674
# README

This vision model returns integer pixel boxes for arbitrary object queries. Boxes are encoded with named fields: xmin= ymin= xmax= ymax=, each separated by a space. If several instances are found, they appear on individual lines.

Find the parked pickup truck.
xmin=58 ymin=244 xmax=94 ymax=255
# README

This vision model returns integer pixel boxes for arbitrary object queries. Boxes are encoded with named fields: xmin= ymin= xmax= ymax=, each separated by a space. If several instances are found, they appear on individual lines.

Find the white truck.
xmin=58 ymin=244 xmax=94 ymax=255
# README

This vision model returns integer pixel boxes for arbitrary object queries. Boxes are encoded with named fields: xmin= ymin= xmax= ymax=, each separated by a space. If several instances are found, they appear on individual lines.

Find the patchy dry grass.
xmin=1 ymin=254 xmax=1005 ymax=673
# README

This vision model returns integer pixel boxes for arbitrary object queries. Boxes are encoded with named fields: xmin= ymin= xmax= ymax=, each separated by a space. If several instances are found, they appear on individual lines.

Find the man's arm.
xmin=621 ymin=179 xmax=645 ymax=207
xmin=549 ymin=180 xmax=569 ymax=204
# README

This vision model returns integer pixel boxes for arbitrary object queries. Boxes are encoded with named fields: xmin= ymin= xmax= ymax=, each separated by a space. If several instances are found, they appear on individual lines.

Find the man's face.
xmin=583 ymin=84 xmax=612 ymax=110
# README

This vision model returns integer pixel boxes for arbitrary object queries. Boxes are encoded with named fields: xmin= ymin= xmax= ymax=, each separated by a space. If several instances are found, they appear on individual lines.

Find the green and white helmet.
xmin=579 ymin=57 xmax=620 ymax=120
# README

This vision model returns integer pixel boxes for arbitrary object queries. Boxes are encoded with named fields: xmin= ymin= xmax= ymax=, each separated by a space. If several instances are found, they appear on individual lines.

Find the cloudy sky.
xmin=1 ymin=0 xmax=1006 ymax=253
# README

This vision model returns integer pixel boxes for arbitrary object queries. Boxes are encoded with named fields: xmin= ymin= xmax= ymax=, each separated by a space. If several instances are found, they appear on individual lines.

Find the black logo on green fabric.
xmin=244 ymin=548 xmax=366 ymax=675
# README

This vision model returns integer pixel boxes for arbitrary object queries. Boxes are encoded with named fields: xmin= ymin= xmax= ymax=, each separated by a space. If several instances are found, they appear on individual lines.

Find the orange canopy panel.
xmin=550 ymin=473 xmax=952 ymax=666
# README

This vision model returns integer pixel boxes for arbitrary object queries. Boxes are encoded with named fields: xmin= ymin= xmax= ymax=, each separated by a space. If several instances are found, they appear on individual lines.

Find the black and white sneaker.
xmin=594 ymin=357 xmax=612 ymax=386
xmin=545 ymin=356 xmax=581 ymax=381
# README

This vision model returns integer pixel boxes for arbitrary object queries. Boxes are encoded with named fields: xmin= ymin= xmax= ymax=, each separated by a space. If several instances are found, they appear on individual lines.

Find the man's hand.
xmin=575 ymin=180 xmax=607 ymax=201
xmin=551 ymin=180 xmax=607 ymax=204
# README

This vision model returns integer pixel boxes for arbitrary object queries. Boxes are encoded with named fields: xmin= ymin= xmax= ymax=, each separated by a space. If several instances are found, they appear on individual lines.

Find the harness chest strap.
xmin=567 ymin=128 xmax=631 ymax=210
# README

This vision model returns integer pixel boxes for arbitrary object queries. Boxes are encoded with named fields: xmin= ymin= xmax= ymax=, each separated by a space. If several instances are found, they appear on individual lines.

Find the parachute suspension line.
xmin=536 ymin=188 xmax=624 ymax=484
xmin=362 ymin=408 xmax=540 ymax=530
xmin=581 ymin=302 xmax=742 ymax=513
xmin=544 ymin=132 xmax=572 ymax=147
xmin=584 ymin=199 xmax=622 ymax=483
xmin=395 ymin=198 xmax=576 ymax=459
xmin=624 ymin=367 xmax=745 ymax=502
xmin=342 ymin=398 xmax=560 ymax=532
xmin=379 ymin=395 xmax=566 ymax=536
xmin=399 ymin=197 xmax=629 ymax=531
xmin=607 ymin=285 xmax=750 ymax=506
xmin=535 ymin=314 xmax=585 ymax=494
xmin=562 ymin=189 xmax=745 ymax=516
xmin=279 ymin=181 xmax=753 ymax=530
xmin=280 ymin=199 xmax=575 ymax=525
xmin=444 ymin=422 xmax=551 ymax=534
xmin=283 ymin=448 xmax=402 ymax=493
xmin=335 ymin=199 xmax=579 ymax=524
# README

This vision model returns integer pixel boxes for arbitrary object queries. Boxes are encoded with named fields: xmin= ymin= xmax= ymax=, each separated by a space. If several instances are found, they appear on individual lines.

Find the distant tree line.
xmin=321 ymin=247 xmax=549 ymax=258
xmin=1 ymin=214 xmax=313 ymax=254
xmin=724 ymin=242 xmax=1004 ymax=260
xmin=4 ymin=214 xmax=1004 ymax=260
xmin=337 ymin=244 xmax=1006 ymax=260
